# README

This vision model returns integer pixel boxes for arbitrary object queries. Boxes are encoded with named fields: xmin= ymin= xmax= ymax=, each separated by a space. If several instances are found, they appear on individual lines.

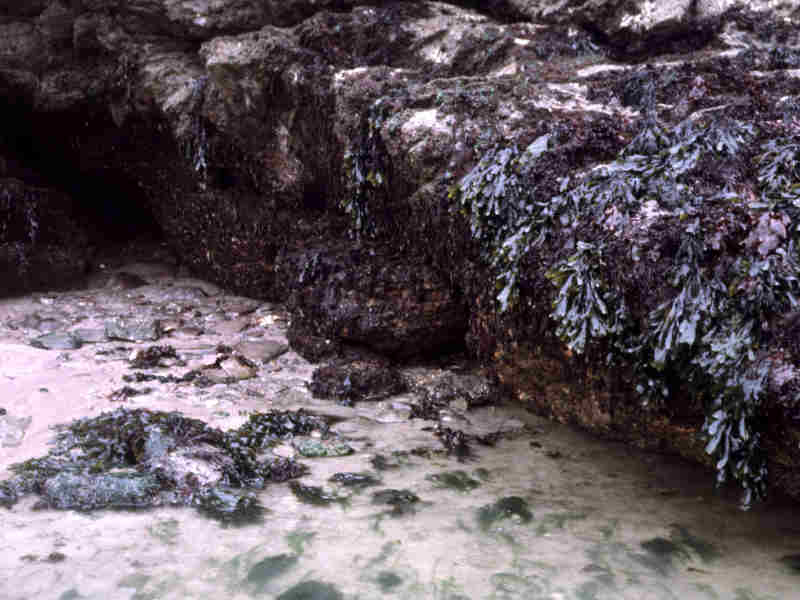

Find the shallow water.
xmin=1 ymin=260 xmax=798 ymax=600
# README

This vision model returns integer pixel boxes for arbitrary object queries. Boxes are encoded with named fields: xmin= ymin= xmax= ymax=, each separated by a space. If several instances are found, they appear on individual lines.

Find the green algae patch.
xmin=275 ymin=580 xmax=344 ymax=600
xmin=473 ymin=467 xmax=491 ymax=481
xmin=669 ymin=524 xmax=720 ymax=563
xmin=490 ymin=572 xmax=543 ymax=596
xmin=1 ymin=408 xmax=310 ymax=522
xmin=635 ymin=524 xmax=721 ymax=575
xmin=246 ymin=554 xmax=299 ymax=591
xmin=289 ymin=481 xmax=349 ymax=507
xmin=635 ymin=538 xmax=690 ymax=575
xmin=370 ymin=452 xmax=414 ymax=471
xmin=372 ymin=489 xmax=420 ymax=517
xmin=477 ymin=496 xmax=533 ymax=531
xmin=426 ymin=470 xmax=481 ymax=492
xmin=147 ymin=519 xmax=179 ymax=545
xmin=294 ymin=439 xmax=353 ymax=458
xmin=329 ymin=472 xmax=381 ymax=489
xmin=194 ymin=487 xmax=264 ymax=525
xmin=780 ymin=554 xmax=800 ymax=575
xmin=286 ymin=530 xmax=316 ymax=555
xmin=535 ymin=511 xmax=588 ymax=536
xmin=376 ymin=570 xmax=404 ymax=592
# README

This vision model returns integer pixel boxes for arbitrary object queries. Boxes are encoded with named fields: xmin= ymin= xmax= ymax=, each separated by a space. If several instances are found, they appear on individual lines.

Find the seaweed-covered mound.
xmin=456 ymin=91 xmax=800 ymax=506
xmin=0 ymin=408 xmax=332 ymax=523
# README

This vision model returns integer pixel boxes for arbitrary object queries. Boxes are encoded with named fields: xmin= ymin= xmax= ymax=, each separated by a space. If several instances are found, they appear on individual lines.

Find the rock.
xmin=129 ymin=345 xmax=181 ymax=368
xmin=105 ymin=317 xmax=162 ymax=342
xmin=0 ymin=179 xmax=90 ymax=297
xmin=286 ymin=321 xmax=341 ymax=363
xmin=29 ymin=331 xmax=81 ymax=350
xmin=280 ymin=242 xmax=468 ymax=360
xmin=1 ymin=407 xmax=310 ymax=521
xmin=405 ymin=368 xmax=499 ymax=410
xmin=42 ymin=471 xmax=161 ymax=510
xmin=235 ymin=339 xmax=289 ymax=363
xmin=309 ymin=359 xmax=407 ymax=404
xmin=71 ymin=328 xmax=107 ymax=343
xmin=1 ymin=0 xmax=800 ymax=502
xmin=90 ymin=271 xmax=149 ymax=290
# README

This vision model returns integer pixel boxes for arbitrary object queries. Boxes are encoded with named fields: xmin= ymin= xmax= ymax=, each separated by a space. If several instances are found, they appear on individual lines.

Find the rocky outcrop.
xmin=0 ymin=178 xmax=90 ymax=296
xmin=2 ymin=0 xmax=800 ymax=502
xmin=278 ymin=240 xmax=468 ymax=359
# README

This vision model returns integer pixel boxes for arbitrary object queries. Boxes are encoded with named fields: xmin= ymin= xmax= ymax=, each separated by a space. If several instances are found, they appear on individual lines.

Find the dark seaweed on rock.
xmin=236 ymin=409 xmax=329 ymax=449
xmin=1 ymin=408 xmax=311 ymax=522
xmin=456 ymin=108 xmax=800 ymax=506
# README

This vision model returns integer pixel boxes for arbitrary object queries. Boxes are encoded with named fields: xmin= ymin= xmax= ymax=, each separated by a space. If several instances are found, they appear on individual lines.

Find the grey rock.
xmin=72 ymin=328 xmax=108 ymax=343
xmin=105 ymin=317 xmax=162 ymax=342
xmin=29 ymin=331 xmax=82 ymax=350
xmin=235 ymin=339 xmax=289 ymax=363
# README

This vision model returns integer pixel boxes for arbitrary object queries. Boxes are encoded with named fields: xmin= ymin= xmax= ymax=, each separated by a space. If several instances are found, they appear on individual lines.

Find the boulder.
xmin=279 ymin=240 xmax=468 ymax=359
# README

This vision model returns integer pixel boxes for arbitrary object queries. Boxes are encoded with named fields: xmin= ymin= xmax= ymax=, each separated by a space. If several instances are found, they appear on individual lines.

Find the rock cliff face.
xmin=2 ymin=0 xmax=800 ymax=501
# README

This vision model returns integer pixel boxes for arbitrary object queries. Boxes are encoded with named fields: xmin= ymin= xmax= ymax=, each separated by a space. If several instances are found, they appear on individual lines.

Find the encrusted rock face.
xmin=3 ymin=0 xmax=800 ymax=501
xmin=0 ymin=178 xmax=90 ymax=295
xmin=278 ymin=241 xmax=468 ymax=359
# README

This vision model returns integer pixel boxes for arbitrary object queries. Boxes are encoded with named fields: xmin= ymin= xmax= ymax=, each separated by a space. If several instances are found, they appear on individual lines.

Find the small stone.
xmin=219 ymin=356 xmax=257 ymax=380
xmin=235 ymin=340 xmax=289 ymax=363
xmin=29 ymin=332 xmax=82 ymax=350
xmin=71 ymin=328 xmax=107 ymax=343
xmin=105 ymin=317 xmax=162 ymax=342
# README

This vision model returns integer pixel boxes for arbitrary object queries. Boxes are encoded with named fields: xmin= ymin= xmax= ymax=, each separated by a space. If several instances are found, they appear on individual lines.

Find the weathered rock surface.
xmin=310 ymin=359 xmax=407 ymax=404
xmin=2 ymin=0 xmax=800 ymax=502
xmin=279 ymin=241 xmax=468 ymax=359
xmin=1 ymin=178 xmax=90 ymax=296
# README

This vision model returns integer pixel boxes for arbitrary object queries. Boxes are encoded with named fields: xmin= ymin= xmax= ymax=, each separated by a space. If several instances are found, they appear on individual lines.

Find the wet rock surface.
xmin=309 ymin=359 xmax=406 ymax=405
xmin=280 ymin=241 xmax=469 ymax=360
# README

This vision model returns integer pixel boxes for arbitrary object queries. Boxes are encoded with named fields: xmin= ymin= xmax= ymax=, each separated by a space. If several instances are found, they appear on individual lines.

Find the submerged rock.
xmin=289 ymin=481 xmax=348 ymax=507
xmin=372 ymin=488 xmax=420 ymax=516
xmin=426 ymin=470 xmax=481 ymax=493
xmin=477 ymin=496 xmax=533 ymax=531
xmin=276 ymin=580 xmax=344 ymax=600
xmin=247 ymin=553 xmax=299 ymax=592
xmin=328 ymin=472 xmax=381 ymax=488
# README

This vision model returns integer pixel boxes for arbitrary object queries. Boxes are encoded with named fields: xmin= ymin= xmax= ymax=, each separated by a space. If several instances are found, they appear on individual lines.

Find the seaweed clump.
xmin=456 ymin=103 xmax=800 ymax=506
xmin=0 ymin=408 xmax=319 ymax=523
